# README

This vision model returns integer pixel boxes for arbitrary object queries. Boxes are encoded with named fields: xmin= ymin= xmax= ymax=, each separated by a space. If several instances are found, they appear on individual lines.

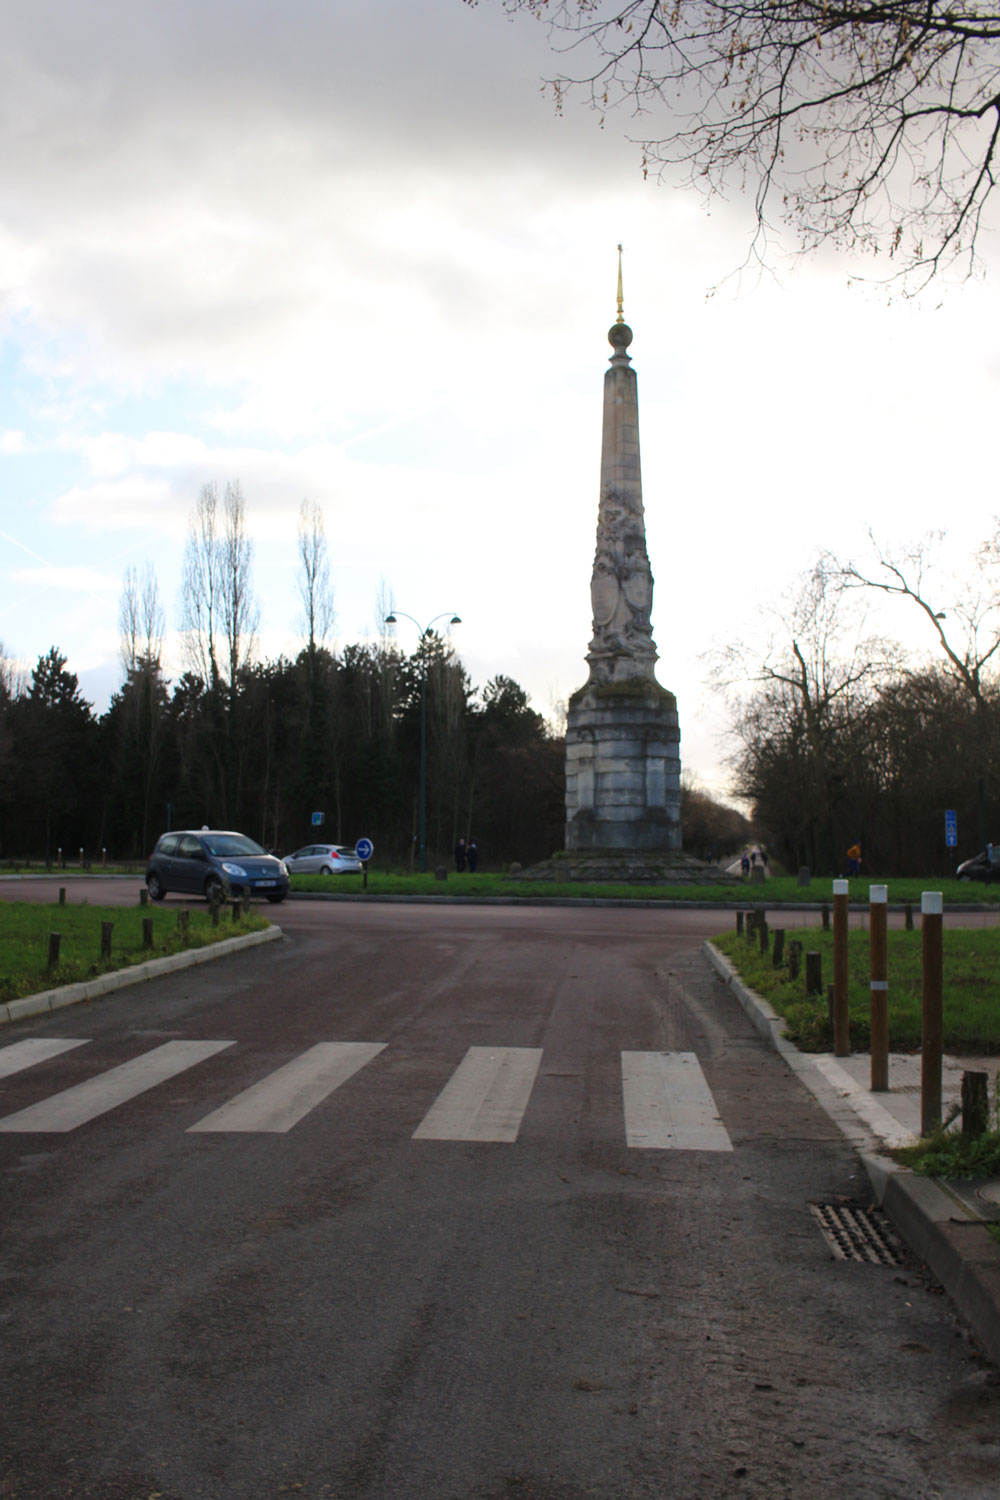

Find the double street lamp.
xmin=384 ymin=610 xmax=461 ymax=873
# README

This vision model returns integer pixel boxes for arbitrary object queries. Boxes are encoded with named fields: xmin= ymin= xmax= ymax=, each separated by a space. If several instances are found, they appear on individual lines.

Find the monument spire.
xmin=562 ymin=250 xmax=683 ymax=856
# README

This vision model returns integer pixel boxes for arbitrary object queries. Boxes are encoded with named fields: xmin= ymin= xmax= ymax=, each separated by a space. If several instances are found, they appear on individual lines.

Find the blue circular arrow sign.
xmin=355 ymin=837 xmax=374 ymax=862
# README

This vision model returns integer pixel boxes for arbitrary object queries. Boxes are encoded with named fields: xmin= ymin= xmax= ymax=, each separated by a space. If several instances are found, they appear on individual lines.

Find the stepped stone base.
xmin=565 ymin=680 xmax=682 ymax=852
xmin=513 ymin=848 xmax=732 ymax=885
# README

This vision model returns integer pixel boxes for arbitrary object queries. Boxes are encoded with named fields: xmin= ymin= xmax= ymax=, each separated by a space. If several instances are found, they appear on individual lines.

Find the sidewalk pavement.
xmin=705 ymin=940 xmax=1000 ymax=1369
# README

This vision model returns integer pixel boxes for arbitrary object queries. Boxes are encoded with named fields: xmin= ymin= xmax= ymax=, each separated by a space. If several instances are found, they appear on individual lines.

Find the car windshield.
xmin=202 ymin=834 xmax=266 ymax=858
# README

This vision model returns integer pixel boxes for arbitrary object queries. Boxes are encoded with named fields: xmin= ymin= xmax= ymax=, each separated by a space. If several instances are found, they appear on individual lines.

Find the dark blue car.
xmin=146 ymin=829 xmax=289 ymax=904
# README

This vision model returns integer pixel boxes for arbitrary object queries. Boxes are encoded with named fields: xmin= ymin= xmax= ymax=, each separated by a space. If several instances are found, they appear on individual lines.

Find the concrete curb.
xmin=704 ymin=939 xmax=1000 ymax=1367
xmin=0 ymin=925 xmax=283 ymax=1028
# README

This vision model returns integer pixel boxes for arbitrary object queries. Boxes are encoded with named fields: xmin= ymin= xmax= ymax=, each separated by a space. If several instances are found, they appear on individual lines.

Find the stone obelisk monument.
xmin=564 ymin=252 xmax=683 ymax=860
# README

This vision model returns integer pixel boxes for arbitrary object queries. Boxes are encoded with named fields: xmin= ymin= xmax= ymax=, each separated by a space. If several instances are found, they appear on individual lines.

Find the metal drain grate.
xmin=809 ymin=1202 xmax=903 ymax=1265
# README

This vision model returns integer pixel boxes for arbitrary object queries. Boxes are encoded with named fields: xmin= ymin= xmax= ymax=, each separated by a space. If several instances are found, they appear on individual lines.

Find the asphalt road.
xmin=1 ymin=886 xmax=999 ymax=1499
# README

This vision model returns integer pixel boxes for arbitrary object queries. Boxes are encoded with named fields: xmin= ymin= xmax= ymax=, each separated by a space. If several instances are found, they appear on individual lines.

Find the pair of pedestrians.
xmin=454 ymin=838 xmax=478 ymax=873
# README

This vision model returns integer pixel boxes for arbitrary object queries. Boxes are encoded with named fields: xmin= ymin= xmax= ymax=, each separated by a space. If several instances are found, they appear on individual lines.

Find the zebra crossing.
xmin=0 ymin=1037 xmax=734 ymax=1150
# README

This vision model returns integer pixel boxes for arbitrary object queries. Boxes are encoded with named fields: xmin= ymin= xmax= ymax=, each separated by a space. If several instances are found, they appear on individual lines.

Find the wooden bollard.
xmin=139 ymin=888 xmax=149 ymax=907
xmin=832 ymin=879 xmax=850 ymax=1057
xmin=821 ymin=903 xmax=830 ymax=931
xmin=142 ymin=917 xmax=154 ymax=949
xmin=232 ymin=900 xmax=241 ymax=922
xmin=772 ymin=928 xmax=785 ymax=968
xmin=736 ymin=911 xmax=744 ymax=936
xmin=904 ymin=901 xmax=914 ymax=931
xmin=962 ymin=1071 xmax=989 ymax=1137
xmin=788 ymin=940 xmax=802 ymax=981
xmin=920 ymin=892 xmax=944 ymax=1136
xmin=47 ymin=932 xmax=61 ymax=969
xmin=211 ymin=903 xmax=220 ymax=927
xmin=177 ymin=909 xmax=190 ymax=937
xmin=100 ymin=921 xmax=113 ymax=960
xmin=58 ymin=887 xmax=66 ymax=905
xmin=757 ymin=914 xmax=769 ymax=954
xmin=805 ymin=950 xmax=823 ymax=997
xmin=869 ymin=885 xmax=889 ymax=1092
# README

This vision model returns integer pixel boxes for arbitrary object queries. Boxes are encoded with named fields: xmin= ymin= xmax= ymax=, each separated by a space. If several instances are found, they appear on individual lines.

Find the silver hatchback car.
xmin=283 ymin=843 xmax=363 ymax=875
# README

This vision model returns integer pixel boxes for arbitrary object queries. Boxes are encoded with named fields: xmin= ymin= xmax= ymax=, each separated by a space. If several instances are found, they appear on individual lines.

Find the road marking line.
xmin=0 ymin=1041 xmax=235 ymax=1132
xmin=187 ymin=1042 xmax=387 ymax=1133
xmin=0 ymin=1038 xmax=89 ymax=1079
xmin=621 ymin=1051 xmax=733 ymax=1152
xmin=413 ymin=1046 xmax=543 ymax=1142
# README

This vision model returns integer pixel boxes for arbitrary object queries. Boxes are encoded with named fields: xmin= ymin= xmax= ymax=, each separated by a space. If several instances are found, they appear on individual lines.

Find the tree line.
xmin=0 ymin=485 xmax=565 ymax=869
xmin=721 ymin=529 xmax=1000 ymax=878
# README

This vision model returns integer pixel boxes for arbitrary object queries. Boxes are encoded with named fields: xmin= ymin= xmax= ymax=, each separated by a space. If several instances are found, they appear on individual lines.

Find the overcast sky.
xmin=2 ymin=0 xmax=999 ymax=799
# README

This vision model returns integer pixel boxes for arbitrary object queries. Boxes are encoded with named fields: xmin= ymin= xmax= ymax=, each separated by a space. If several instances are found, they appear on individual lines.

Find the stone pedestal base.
xmin=565 ymin=680 xmax=681 ymax=852
xmin=513 ymin=848 xmax=731 ymax=885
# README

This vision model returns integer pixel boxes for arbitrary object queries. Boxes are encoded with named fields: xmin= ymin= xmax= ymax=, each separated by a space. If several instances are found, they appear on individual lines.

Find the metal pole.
xmin=921 ymin=891 xmax=944 ymax=1136
xmin=832 ymin=878 xmax=850 ymax=1056
xmin=869 ymin=884 xmax=889 ymax=1092
xmin=419 ymin=654 xmax=428 ymax=874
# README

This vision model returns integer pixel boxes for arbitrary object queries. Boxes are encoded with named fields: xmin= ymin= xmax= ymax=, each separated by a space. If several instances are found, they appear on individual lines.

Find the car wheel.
xmin=320 ymin=866 xmax=333 ymax=875
xmin=266 ymin=892 xmax=287 ymax=903
xmin=204 ymin=874 xmax=226 ymax=904
xmin=146 ymin=872 xmax=165 ymax=901
xmin=959 ymin=874 xmax=971 ymax=882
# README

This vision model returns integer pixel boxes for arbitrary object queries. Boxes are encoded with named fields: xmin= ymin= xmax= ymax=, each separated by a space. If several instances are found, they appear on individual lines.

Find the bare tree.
xmin=118 ymin=563 xmax=164 ymax=674
xmin=181 ymin=481 xmax=259 ymax=690
xmin=297 ymin=499 xmax=335 ymax=651
xmin=219 ymin=480 xmax=259 ymax=690
xmin=478 ymin=0 xmax=1000 ymax=286
xmin=833 ymin=524 xmax=1000 ymax=844
xmin=181 ymin=483 xmax=222 ymax=689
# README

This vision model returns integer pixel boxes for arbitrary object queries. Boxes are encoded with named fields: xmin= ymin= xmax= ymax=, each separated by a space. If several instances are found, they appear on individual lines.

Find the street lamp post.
xmin=384 ymin=611 xmax=461 ymax=873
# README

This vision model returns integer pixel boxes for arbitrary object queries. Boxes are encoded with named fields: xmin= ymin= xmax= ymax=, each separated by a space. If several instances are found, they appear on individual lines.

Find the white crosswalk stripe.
xmin=187 ymin=1041 xmax=387 ymax=1133
xmin=0 ymin=1037 xmax=89 ymax=1079
xmin=621 ymin=1051 xmax=733 ymax=1151
xmin=413 ymin=1046 xmax=543 ymax=1143
xmin=0 ymin=1041 xmax=235 ymax=1133
xmin=0 ymin=1039 xmax=736 ymax=1149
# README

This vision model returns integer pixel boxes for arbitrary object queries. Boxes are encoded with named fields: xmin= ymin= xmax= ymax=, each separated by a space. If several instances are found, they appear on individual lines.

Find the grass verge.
xmin=289 ymin=871 xmax=1000 ymax=905
xmin=713 ymin=925 xmax=1000 ymax=1052
xmin=0 ymin=899 xmax=271 ymax=1004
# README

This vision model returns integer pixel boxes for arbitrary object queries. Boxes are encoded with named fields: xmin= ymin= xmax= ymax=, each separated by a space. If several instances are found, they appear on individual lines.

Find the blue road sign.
xmin=355 ymin=837 xmax=374 ymax=862
xmin=311 ymin=811 xmax=325 ymax=826
xmin=945 ymin=809 xmax=957 ymax=848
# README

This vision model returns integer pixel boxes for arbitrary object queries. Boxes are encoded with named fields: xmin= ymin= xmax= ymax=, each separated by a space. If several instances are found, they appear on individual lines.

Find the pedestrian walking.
xmin=455 ymin=838 xmax=467 ymax=873
xmin=467 ymin=839 xmax=478 ymax=872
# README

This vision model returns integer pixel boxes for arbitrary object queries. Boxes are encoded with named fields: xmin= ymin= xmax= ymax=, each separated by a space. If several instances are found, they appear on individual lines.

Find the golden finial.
xmin=615 ymin=243 xmax=625 ymax=324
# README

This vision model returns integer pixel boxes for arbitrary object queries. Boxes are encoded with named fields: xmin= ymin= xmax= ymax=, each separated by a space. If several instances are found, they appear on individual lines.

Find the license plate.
xmin=254 ymin=879 xmax=277 ymax=888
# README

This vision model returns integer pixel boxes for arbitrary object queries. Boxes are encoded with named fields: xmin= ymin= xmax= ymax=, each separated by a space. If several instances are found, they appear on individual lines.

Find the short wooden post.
xmin=921 ymin=892 xmax=944 ymax=1137
xmin=139 ymin=888 xmax=149 ymax=907
xmin=904 ymin=901 xmax=914 ymax=931
xmin=47 ymin=932 xmax=61 ymax=969
xmin=805 ymin=950 xmax=823 ymax=996
xmin=232 ymin=900 xmax=241 ymax=922
xmin=757 ymin=914 xmax=769 ymax=954
xmin=142 ymin=917 xmax=154 ymax=949
xmin=79 ymin=848 xmax=84 ymax=867
xmin=177 ymin=909 xmax=190 ymax=937
xmin=102 ymin=848 xmax=107 ymax=867
xmin=58 ymin=848 xmax=63 ymax=868
xmin=736 ymin=910 xmax=744 ymax=936
xmin=821 ymin=903 xmax=830 ymax=932
xmin=832 ymin=879 xmax=850 ymax=1057
xmin=58 ymin=887 xmax=66 ymax=905
xmin=961 ymin=1071 xmax=989 ymax=1138
xmin=772 ymin=928 xmax=785 ymax=968
xmin=788 ymin=940 xmax=802 ymax=981
xmin=211 ymin=902 xmax=220 ymax=927
xmin=869 ymin=884 xmax=889 ymax=1092
xmin=100 ymin=921 xmax=113 ymax=960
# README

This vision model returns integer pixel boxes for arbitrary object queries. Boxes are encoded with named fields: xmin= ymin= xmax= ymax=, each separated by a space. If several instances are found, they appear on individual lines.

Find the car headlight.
xmin=221 ymin=862 xmax=247 ymax=877
xmin=279 ymin=862 xmax=288 ymax=876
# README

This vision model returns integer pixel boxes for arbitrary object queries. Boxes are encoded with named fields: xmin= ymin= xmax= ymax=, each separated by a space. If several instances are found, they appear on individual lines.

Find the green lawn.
xmin=288 ymin=870 xmax=999 ymax=905
xmin=0 ymin=899 xmax=271 ymax=1004
xmin=713 ymin=925 xmax=1000 ymax=1052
